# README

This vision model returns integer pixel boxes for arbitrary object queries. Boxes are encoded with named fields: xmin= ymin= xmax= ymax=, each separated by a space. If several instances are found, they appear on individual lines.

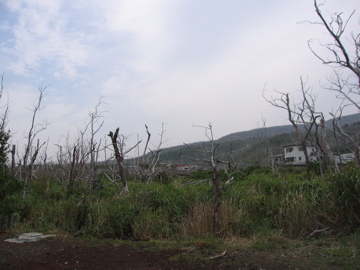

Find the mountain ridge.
xmin=156 ymin=113 xmax=360 ymax=165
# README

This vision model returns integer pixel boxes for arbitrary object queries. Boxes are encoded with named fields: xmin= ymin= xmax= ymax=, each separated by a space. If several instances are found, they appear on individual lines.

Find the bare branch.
xmin=309 ymin=1 xmax=360 ymax=84
xmin=23 ymin=84 xmax=49 ymax=168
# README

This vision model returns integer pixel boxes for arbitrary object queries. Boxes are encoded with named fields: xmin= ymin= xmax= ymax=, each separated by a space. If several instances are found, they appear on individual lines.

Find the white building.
xmin=283 ymin=145 xmax=317 ymax=165
xmin=334 ymin=153 xmax=355 ymax=165
xmin=176 ymin=164 xmax=190 ymax=171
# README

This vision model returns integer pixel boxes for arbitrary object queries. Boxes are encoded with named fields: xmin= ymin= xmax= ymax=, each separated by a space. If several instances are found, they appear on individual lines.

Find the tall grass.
xmin=3 ymin=166 xmax=359 ymax=240
xmin=327 ymin=165 xmax=360 ymax=232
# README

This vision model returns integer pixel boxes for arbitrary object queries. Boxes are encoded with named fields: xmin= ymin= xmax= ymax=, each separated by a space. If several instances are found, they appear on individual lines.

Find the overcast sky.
xmin=0 ymin=0 xmax=359 ymax=159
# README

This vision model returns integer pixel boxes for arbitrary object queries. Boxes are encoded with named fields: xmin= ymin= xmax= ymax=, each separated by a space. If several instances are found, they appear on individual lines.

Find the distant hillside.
xmin=149 ymin=113 xmax=360 ymax=167
xmin=218 ymin=125 xmax=293 ymax=143
xmin=218 ymin=113 xmax=360 ymax=143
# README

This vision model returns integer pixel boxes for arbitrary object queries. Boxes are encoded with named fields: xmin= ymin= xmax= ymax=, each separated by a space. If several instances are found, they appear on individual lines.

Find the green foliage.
xmin=0 ymin=128 xmax=12 ymax=199
xmin=242 ymin=165 xmax=272 ymax=176
xmin=189 ymin=169 xmax=212 ymax=179
xmin=4 ymin=164 xmax=360 ymax=240
xmin=328 ymin=165 xmax=360 ymax=231
xmin=0 ymin=128 xmax=10 ymax=169
xmin=154 ymin=171 xmax=171 ymax=184
xmin=0 ymin=127 xmax=21 ymax=229
xmin=106 ymin=202 xmax=138 ymax=238
xmin=0 ymin=191 xmax=24 ymax=228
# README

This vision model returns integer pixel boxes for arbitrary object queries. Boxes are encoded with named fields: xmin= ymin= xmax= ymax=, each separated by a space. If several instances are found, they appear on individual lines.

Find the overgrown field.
xmin=1 ymin=165 xmax=360 ymax=241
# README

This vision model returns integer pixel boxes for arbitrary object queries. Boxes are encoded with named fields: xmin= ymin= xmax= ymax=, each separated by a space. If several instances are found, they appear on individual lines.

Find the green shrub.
xmin=190 ymin=169 xmax=212 ymax=179
xmin=0 ymin=174 xmax=23 ymax=229
xmin=328 ymin=165 xmax=360 ymax=232
xmin=106 ymin=202 xmax=138 ymax=238
xmin=6 ymin=167 xmax=359 ymax=240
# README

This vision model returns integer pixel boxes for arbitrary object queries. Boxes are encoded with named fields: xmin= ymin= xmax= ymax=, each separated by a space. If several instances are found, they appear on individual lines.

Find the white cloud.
xmin=2 ymin=0 xmax=90 ymax=78
xmin=0 ymin=0 xmax=359 ymax=157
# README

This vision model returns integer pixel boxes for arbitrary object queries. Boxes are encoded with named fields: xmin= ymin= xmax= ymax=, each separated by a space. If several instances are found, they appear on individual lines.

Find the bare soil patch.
xmin=0 ymin=233 xmax=351 ymax=270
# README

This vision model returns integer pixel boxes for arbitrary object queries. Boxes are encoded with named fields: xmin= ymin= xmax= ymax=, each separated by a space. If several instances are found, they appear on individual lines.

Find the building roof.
xmin=282 ymin=144 xmax=315 ymax=148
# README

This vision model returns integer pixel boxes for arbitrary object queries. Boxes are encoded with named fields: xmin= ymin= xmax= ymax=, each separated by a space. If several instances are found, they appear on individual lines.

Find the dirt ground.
xmin=0 ymin=232 xmax=346 ymax=270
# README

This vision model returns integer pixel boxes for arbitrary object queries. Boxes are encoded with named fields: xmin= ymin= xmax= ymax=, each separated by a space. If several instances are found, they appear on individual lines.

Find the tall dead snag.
xmin=139 ymin=124 xmax=166 ymax=184
xmin=21 ymin=84 xmax=49 ymax=198
xmin=257 ymin=116 xmax=278 ymax=173
xmin=0 ymin=73 xmax=11 ymax=181
xmin=67 ymin=145 xmax=78 ymax=200
xmin=11 ymin=145 xmax=16 ymax=179
xmin=108 ymin=128 xmax=127 ymax=193
xmin=331 ymin=109 xmax=360 ymax=166
xmin=308 ymin=0 xmax=360 ymax=166
xmin=82 ymin=97 xmax=105 ymax=198
xmin=183 ymin=123 xmax=239 ymax=236
xmin=54 ymin=135 xmax=80 ymax=199
xmin=313 ymin=114 xmax=339 ymax=176
xmin=107 ymin=128 xmax=141 ymax=194
xmin=263 ymin=78 xmax=321 ymax=181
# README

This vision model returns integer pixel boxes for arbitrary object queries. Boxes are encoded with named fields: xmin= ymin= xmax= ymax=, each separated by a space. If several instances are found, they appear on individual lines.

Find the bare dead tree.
xmin=0 ymin=73 xmax=11 ymax=176
xmin=54 ymin=133 xmax=81 ymax=199
xmin=51 ymin=98 xmax=106 ymax=199
xmin=67 ymin=145 xmax=78 ymax=199
xmin=182 ymin=123 xmax=239 ymax=236
xmin=82 ymin=97 xmax=106 ymax=198
xmin=22 ymin=85 xmax=49 ymax=170
xmin=0 ymin=74 xmax=10 ymax=130
xmin=313 ymin=114 xmax=339 ymax=176
xmin=323 ymin=72 xmax=360 ymax=110
xmin=34 ymin=138 xmax=53 ymax=189
xmin=102 ymin=135 xmax=121 ymax=191
xmin=263 ymin=78 xmax=321 ymax=181
xmin=309 ymin=0 xmax=360 ymax=81
xmin=307 ymin=0 xmax=360 ymax=166
xmin=54 ymin=143 xmax=66 ymax=184
xmin=0 ymin=73 xmax=4 ymax=101
xmin=11 ymin=144 xmax=16 ymax=179
xmin=107 ymin=128 xmax=141 ymax=194
xmin=256 ymin=115 xmax=278 ymax=173
xmin=22 ymin=139 xmax=46 ymax=198
xmin=330 ymin=108 xmax=360 ymax=166
xmin=139 ymin=124 xmax=166 ymax=184
xmin=21 ymin=84 xmax=49 ymax=198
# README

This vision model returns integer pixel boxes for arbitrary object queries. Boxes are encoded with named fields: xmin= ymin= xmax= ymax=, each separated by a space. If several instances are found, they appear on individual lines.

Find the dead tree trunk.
xmin=139 ymin=124 xmax=165 ymax=184
xmin=263 ymin=79 xmax=320 ymax=181
xmin=11 ymin=144 xmax=16 ymax=179
xmin=22 ymin=139 xmax=45 ymax=198
xmin=108 ymin=128 xmax=129 ymax=194
xmin=182 ymin=123 xmax=240 ymax=236
xmin=309 ymin=1 xmax=359 ymax=167
xmin=67 ymin=146 xmax=78 ymax=200
xmin=319 ymin=117 xmax=338 ymax=173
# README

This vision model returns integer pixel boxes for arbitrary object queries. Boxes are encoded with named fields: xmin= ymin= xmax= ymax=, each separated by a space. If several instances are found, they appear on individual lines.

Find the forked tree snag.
xmin=108 ymin=128 xmax=129 ymax=194
xmin=139 ymin=124 xmax=166 ymax=184
xmin=107 ymin=128 xmax=142 ymax=194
